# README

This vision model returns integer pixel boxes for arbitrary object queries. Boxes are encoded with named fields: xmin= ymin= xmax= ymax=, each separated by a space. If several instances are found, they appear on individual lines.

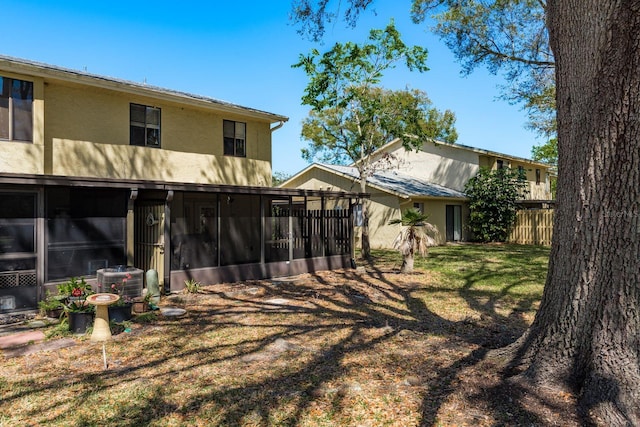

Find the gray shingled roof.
xmin=0 ymin=55 xmax=288 ymax=122
xmin=319 ymin=164 xmax=467 ymax=199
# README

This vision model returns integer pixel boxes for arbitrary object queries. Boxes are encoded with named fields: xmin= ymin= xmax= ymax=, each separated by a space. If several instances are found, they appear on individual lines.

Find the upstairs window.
xmin=223 ymin=120 xmax=246 ymax=157
xmin=0 ymin=76 xmax=33 ymax=142
xmin=130 ymin=103 xmax=161 ymax=147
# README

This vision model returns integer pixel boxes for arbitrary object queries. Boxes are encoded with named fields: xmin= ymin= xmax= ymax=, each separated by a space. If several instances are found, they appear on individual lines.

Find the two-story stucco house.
xmin=280 ymin=138 xmax=554 ymax=248
xmin=0 ymin=56 xmax=362 ymax=313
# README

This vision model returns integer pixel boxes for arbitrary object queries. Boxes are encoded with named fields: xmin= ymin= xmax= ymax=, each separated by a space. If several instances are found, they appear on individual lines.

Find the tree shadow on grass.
xmin=0 ymin=246 xmax=572 ymax=426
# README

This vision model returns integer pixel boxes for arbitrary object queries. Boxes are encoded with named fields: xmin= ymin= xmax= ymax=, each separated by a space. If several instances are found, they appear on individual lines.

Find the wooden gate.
xmin=134 ymin=202 xmax=165 ymax=286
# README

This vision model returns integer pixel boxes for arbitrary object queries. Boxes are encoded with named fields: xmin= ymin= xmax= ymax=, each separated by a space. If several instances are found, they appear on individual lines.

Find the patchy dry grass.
xmin=0 ymin=244 xmax=580 ymax=426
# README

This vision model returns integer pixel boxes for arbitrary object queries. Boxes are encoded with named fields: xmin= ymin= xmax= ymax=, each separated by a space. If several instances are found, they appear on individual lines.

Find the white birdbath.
xmin=86 ymin=293 xmax=120 ymax=342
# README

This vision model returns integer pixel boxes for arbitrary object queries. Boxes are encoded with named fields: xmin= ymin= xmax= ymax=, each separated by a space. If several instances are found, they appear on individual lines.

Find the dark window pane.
xmin=130 ymin=104 xmax=146 ymax=124
xmin=223 ymin=120 xmax=235 ymax=138
xmin=0 ymin=78 xmax=8 ymax=139
xmin=146 ymin=107 xmax=160 ymax=125
xmin=235 ymin=139 xmax=245 ymax=157
xmin=147 ymin=128 xmax=160 ymax=146
xmin=235 ymin=122 xmax=245 ymax=139
xmin=130 ymin=125 xmax=145 ymax=146
xmin=11 ymin=80 xmax=32 ymax=100
xmin=13 ymin=98 xmax=32 ymax=141
xmin=224 ymin=137 xmax=234 ymax=155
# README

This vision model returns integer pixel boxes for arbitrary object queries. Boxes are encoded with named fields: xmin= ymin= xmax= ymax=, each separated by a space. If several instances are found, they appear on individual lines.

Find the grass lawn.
xmin=0 ymin=243 xmax=575 ymax=427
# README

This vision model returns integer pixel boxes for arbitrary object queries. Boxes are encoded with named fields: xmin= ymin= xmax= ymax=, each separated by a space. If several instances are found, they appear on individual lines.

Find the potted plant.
xmin=132 ymin=291 xmax=151 ymax=314
xmin=102 ymin=273 xmax=133 ymax=322
xmin=58 ymin=277 xmax=95 ymax=334
xmin=38 ymin=290 xmax=64 ymax=318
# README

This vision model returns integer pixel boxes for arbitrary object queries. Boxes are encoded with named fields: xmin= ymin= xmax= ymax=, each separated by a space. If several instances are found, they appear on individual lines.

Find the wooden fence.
xmin=508 ymin=209 xmax=554 ymax=246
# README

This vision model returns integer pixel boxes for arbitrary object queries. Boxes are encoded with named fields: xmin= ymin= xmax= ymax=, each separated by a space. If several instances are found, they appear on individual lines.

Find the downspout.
xmin=270 ymin=120 xmax=286 ymax=186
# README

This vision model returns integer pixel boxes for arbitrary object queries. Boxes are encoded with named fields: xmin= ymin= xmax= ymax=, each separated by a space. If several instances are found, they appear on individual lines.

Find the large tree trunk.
xmin=509 ymin=2 xmax=640 ymax=424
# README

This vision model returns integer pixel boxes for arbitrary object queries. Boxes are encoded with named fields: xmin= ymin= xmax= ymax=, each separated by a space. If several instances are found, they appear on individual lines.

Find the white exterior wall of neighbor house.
xmin=372 ymin=139 xmax=553 ymax=201
xmin=397 ymin=198 xmax=469 ymax=244
xmin=371 ymin=140 xmax=480 ymax=192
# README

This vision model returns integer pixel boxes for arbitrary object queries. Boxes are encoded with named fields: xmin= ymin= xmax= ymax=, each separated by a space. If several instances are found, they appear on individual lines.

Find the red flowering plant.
xmin=99 ymin=272 xmax=133 ymax=306
xmin=57 ymin=277 xmax=95 ymax=313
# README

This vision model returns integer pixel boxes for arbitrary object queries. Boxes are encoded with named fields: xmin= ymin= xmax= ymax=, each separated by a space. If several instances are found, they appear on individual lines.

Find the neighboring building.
xmin=0 ymin=56 xmax=362 ymax=313
xmin=280 ymin=138 xmax=554 ymax=248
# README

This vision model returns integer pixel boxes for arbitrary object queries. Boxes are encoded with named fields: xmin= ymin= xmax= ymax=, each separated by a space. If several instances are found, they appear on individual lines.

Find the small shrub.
xmin=184 ymin=279 xmax=202 ymax=294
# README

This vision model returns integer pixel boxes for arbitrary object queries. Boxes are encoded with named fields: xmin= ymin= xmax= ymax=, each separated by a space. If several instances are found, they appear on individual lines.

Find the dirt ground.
xmin=1 ymin=266 xmax=581 ymax=426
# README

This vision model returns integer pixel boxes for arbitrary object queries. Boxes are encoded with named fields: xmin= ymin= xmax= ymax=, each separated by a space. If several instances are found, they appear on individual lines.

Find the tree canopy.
xmin=293 ymin=20 xmax=456 ymax=258
xmin=300 ymin=86 xmax=456 ymax=165
xmin=291 ymin=0 xmax=558 ymax=161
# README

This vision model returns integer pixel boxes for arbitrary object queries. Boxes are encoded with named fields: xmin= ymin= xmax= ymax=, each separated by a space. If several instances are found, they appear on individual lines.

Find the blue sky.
xmin=4 ymin=1 xmax=545 ymax=175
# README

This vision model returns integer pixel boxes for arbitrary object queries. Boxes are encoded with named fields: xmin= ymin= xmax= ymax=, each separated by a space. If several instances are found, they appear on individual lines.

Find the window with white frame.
xmin=130 ymin=103 xmax=161 ymax=147
xmin=223 ymin=119 xmax=246 ymax=157
xmin=413 ymin=202 xmax=424 ymax=214
xmin=0 ymin=76 xmax=33 ymax=142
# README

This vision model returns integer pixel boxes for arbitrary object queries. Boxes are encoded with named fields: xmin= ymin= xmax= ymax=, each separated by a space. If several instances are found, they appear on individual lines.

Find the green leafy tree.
xmin=291 ymin=0 xmax=557 ymax=151
xmin=530 ymin=136 xmax=557 ymax=165
xmin=388 ymin=208 xmax=440 ymax=273
xmin=464 ymin=167 xmax=528 ymax=242
xmin=293 ymin=20 xmax=456 ymax=259
xmin=272 ymin=171 xmax=292 ymax=187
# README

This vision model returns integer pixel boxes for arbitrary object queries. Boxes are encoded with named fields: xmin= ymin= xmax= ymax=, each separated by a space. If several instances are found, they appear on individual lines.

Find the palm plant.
xmin=389 ymin=208 xmax=440 ymax=273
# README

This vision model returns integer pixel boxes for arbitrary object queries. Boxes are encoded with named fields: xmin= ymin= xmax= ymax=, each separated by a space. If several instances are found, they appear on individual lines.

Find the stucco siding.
xmin=365 ymin=193 xmax=402 ymax=249
xmin=0 ymin=142 xmax=45 ymax=175
xmin=49 ymin=138 xmax=270 ymax=186
xmin=41 ymin=80 xmax=272 ymax=185
xmin=399 ymin=198 xmax=469 ymax=245
xmin=378 ymin=141 xmax=480 ymax=192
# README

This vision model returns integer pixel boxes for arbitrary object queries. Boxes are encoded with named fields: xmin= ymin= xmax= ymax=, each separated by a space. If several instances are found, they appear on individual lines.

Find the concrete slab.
xmin=0 ymin=330 xmax=46 ymax=349
xmin=3 ymin=338 xmax=76 ymax=358
xmin=160 ymin=307 xmax=186 ymax=317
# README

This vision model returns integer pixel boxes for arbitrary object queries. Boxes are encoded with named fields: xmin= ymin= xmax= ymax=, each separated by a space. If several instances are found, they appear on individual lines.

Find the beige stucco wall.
xmin=373 ymin=140 xmax=553 ymax=201
xmin=481 ymin=155 xmax=553 ymax=200
xmin=398 ymin=198 xmax=469 ymax=245
xmin=0 ymin=70 xmax=45 ymax=174
xmin=49 ymin=138 xmax=270 ymax=186
xmin=374 ymin=141 xmax=480 ymax=192
xmin=41 ymin=80 xmax=273 ymax=185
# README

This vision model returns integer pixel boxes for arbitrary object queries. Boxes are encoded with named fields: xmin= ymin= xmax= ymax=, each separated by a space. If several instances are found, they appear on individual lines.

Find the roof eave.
xmin=0 ymin=55 xmax=288 ymax=123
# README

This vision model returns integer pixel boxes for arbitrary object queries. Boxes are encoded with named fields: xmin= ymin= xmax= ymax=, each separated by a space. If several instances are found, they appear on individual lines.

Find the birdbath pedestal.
xmin=86 ymin=293 xmax=120 ymax=342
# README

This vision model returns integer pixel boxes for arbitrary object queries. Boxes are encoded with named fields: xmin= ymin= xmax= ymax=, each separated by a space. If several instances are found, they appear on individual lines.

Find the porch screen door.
xmin=134 ymin=202 xmax=165 ymax=286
